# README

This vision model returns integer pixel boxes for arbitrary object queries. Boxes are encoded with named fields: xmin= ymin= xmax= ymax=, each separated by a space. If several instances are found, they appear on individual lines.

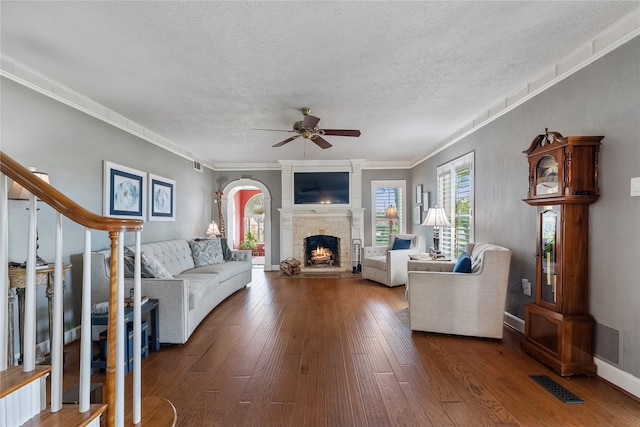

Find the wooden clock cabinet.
xmin=521 ymin=129 xmax=603 ymax=376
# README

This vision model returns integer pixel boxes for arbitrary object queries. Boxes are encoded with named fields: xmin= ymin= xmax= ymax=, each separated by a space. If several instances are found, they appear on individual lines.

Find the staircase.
xmin=0 ymin=152 xmax=176 ymax=426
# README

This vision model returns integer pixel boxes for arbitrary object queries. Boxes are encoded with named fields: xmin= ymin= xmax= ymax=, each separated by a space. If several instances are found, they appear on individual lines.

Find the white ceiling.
xmin=1 ymin=1 xmax=638 ymax=169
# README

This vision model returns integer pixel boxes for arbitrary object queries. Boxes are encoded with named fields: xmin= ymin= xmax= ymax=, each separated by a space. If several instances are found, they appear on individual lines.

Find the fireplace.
xmin=304 ymin=235 xmax=340 ymax=267
xmin=278 ymin=159 xmax=365 ymax=273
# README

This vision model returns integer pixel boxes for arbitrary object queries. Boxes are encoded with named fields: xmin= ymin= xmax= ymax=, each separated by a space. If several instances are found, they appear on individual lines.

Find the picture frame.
xmin=148 ymin=173 xmax=176 ymax=221
xmin=415 ymin=184 xmax=423 ymax=205
xmin=103 ymin=161 xmax=146 ymax=219
xmin=413 ymin=206 xmax=421 ymax=224
xmin=422 ymin=191 xmax=430 ymax=213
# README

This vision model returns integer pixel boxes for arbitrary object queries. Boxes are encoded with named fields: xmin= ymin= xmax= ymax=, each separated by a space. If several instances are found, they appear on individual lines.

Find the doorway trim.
xmin=221 ymin=179 xmax=272 ymax=271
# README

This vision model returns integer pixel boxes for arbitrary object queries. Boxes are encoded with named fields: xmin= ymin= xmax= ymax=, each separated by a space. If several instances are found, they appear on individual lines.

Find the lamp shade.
xmin=206 ymin=221 xmax=221 ymax=237
xmin=384 ymin=205 xmax=399 ymax=220
xmin=421 ymin=207 xmax=452 ymax=228
xmin=8 ymin=167 xmax=50 ymax=200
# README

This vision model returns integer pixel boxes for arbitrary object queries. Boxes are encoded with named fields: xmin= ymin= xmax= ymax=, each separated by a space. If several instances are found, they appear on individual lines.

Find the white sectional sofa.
xmin=91 ymin=238 xmax=252 ymax=344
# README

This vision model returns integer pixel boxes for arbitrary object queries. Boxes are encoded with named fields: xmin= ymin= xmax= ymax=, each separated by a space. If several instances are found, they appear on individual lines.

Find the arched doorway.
xmin=220 ymin=179 xmax=272 ymax=271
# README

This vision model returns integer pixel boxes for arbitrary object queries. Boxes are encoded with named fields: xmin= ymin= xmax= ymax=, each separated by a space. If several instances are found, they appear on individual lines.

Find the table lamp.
xmin=206 ymin=221 xmax=221 ymax=238
xmin=421 ymin=206 xmax=451 ymax=253
xmin=384 ymin=205 xmax=399 ymax=236
xmin=8 ymin=167 xmax=50 ymax=266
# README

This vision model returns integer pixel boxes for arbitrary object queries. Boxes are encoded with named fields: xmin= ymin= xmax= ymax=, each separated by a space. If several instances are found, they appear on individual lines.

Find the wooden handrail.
xmin=0 ymin=151 xmax=143 ymax=232
xmin=2 ymin=150 xmax=149 ymax=426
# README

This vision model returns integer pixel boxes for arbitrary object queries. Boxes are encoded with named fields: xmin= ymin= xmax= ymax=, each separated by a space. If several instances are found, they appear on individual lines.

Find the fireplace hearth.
xmin=304 ymin=235 xmax=340 ymax=268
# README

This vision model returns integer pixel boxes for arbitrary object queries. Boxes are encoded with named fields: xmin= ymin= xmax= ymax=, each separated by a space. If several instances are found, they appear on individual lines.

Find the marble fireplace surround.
xmin=278 ymin=160 xmax=365 ymax=273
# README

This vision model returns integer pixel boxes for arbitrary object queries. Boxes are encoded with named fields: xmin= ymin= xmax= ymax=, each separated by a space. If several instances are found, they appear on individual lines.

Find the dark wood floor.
xmin=65 ymin=269 xmax=640 ymax=426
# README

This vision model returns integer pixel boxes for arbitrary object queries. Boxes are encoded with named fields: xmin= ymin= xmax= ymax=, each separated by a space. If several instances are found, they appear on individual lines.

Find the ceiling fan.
xmin=258 ymin=108 xmax=361 ymax=149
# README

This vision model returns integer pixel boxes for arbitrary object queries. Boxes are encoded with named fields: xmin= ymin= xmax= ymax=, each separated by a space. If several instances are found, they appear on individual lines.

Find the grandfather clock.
xmin=521 ymin=129 xmax=602 ymax=376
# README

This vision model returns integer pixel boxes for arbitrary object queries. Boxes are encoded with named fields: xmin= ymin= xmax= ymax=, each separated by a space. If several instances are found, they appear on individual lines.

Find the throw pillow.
xmin=123 ymin=247 xmax=136 ymax=278
xmin=140 ymin=252 xmax=173 ymax=279
xmin=391 ymin=237 xmax=412 ymax=250
xmin=453 ymin=251 xmax=472 ymax=273
xmin=220 ymin=238 xmax=233 ymax=261
xmin=190 ymin=239 xmax=224 ymax=267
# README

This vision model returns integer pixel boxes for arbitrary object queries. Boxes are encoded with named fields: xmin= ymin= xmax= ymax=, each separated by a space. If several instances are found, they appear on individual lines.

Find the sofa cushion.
xmin=453 ymin=251 xmax=472 ymax=273
xmin=190 ymin=239 xmax=224 ymax=267
xmin=363 ymin=255 xmax=387 ymax=271
xmin=175 ymin=273 xmax=220 ymax=310
xmin=131 ymin=240 xmax=195 ymax=276
xmin=392 ymin=238 xmax=412 ymax=250
xmin=187 ymin=260 xmax=251 ymax=282
xmin=140 ymin=252 xmax=174 ymax=279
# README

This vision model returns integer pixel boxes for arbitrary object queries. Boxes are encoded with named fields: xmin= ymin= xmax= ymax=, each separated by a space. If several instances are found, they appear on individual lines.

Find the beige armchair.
xmin=362 ymin=234 xmax=426 ymax=287
xmin=406 ymin=242 xmax=512 ymax=339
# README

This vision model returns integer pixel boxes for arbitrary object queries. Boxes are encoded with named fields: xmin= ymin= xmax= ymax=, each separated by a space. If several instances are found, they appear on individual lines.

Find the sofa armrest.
xmin=407 ymin=259 xmax=456 ymax=273
xmin=362 ymin=245 xmax=388 ymax=258
xmin=231 ymin=249 xmax=252 ymax=262
xmin=386 ymin=248 xmax=424 ymax=286
xmin=124 ymin=277 xmax=189 ymax=344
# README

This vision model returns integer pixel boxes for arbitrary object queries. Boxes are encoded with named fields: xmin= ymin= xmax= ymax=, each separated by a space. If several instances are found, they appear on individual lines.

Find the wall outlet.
xmin=522 ymin=278 xmax=531 ymax=296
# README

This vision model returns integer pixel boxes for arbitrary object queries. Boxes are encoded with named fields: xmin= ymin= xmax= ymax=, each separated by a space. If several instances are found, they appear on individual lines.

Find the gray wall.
xmin=2 ymin=78 xmax=216 ymax=342
xmin=411 ymin=37 xmax=640 ymax=377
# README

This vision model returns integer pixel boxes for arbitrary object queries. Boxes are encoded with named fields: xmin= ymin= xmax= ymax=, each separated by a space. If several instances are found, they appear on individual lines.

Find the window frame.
xmin=436 ymin=152 xmax=474 ymax=258
xmin=371 ymin=180 xmax=406 ymax=246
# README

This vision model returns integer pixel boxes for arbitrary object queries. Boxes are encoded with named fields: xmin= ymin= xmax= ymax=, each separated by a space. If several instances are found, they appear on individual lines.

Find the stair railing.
xmin=1 ymin=151 xmax=148 ymax=426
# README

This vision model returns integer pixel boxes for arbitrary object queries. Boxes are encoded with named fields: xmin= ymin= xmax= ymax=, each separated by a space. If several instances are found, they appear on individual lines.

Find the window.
xmin=437 ymin=152 xmax=474 ymax=258
xmin=371 ymin=180 xmax=406 ymax=246
xmin=244 ymin=194 xmax=264 ymax=243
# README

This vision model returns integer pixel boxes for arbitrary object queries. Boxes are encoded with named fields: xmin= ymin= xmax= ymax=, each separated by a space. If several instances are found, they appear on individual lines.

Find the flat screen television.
xmin=293 ymin=172 xmax=350 ymax=205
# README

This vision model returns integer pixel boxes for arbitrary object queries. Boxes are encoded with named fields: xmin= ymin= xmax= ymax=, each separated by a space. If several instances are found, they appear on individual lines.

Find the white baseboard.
xmin=595 ymin=357 xmax=640 ymax=399
xmin=504 ymin=311 xmax=525 ymax=333
xmin=503 ymin=312 xmax=640 ymax=399
xmin=35 ymin=325 xmax=82 ymax=360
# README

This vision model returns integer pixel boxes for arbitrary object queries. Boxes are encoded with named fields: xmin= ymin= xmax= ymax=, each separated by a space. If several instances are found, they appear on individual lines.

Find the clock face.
xmin=535 ymin=155 xmax=559 ymax=196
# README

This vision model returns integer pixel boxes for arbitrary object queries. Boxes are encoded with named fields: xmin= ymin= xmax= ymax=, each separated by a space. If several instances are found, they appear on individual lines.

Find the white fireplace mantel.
xmin=278 ymin=160 xmax=365 ymax=268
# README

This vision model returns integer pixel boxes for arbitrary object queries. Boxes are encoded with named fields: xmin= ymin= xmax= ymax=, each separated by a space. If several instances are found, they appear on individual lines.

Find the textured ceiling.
xmin=1 ymin=1 xmax=638 ymax=168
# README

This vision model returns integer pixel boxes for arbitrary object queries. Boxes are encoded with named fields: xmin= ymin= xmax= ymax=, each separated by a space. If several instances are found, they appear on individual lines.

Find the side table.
xmin=7 ymin=263 xmax=72 ymax=365
xmin=91 ymin=298 xmax=160 ymax=371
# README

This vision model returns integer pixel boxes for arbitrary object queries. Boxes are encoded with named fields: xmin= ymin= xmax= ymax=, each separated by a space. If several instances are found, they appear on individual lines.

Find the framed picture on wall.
xmin=103 ymin=161 xmax=146 ymax=219
xmin=148 ymin=174 xmax=176 ymax=221
xmin=413 ymin=206 xmax=421 ymax=224
xmin=415 ymin=184 xmax=423 ymax=205
xmin=422 ymin=192 xmax=430 ymax=213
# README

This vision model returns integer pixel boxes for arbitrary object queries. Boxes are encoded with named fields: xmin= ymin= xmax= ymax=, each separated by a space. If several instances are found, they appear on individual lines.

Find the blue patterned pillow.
xmin=190 ymin=239 xmax=224 ymax=267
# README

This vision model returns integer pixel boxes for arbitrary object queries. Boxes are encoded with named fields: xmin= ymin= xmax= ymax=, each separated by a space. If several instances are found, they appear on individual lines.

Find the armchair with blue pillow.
xmin=406 ymin=242 xmax=512 ymax=339
xmin=361 ymin=234 xmax=426 ymax=287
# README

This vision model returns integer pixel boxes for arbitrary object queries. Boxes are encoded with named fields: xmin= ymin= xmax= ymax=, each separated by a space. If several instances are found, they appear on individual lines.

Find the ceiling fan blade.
xmin=272 ymin=135 xmax=300 ymax=147
xmin=311 ymin=135 xmax=332 ymax=149
xmin=302 ymin=114 xmax=321 ymax=129
xmin=253 ymin=128 xmax=295 ymax=132
xmin=321 ymin=129 xmax=361 ymax=137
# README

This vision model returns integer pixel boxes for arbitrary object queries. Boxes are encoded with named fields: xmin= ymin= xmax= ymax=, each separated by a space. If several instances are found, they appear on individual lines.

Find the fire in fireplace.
xmin=304 ymin=235 xmax=340 ymax=267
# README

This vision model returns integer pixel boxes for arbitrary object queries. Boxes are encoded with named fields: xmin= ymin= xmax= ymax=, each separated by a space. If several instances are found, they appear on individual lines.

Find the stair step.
xmin=21 ymin=404 xmax=107 ymax=427
xmin=0 ymin=366 xmax=51 ymax=399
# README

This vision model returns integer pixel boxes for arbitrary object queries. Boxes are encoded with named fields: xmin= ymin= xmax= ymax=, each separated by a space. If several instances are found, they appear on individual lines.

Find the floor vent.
xmin=530 ymin=375 xmax=584 ymax=404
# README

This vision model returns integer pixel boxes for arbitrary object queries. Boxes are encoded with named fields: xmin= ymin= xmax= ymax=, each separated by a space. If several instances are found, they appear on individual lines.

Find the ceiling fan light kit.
xmin=266 ymin=107 xmax=361 ymax=150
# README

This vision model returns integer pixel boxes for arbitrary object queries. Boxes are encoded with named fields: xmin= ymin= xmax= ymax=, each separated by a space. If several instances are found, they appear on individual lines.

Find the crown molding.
xmin=0 ymin=54 xmax=217 ymax=171
xmin=411 ymin=7 xmax=640 ymax=168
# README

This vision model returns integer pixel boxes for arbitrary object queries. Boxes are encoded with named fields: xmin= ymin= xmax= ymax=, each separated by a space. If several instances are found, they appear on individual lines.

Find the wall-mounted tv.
xmin=293 ymin=172 xmax=350 ymax=205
